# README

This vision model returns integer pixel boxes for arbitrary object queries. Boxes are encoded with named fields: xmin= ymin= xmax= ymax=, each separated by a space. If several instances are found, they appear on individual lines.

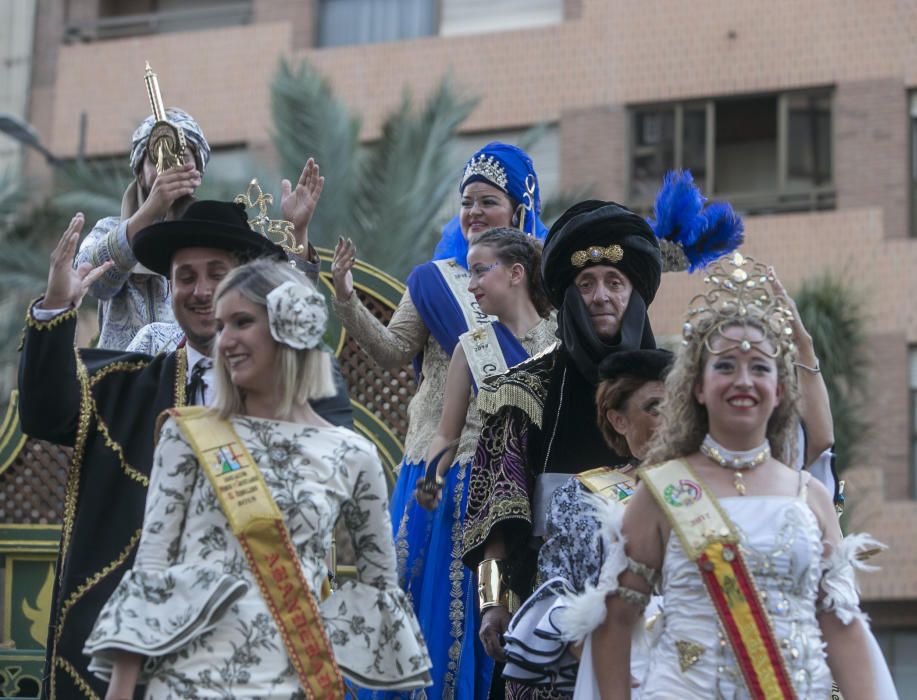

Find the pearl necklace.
xmin=699 ymin=434 xmax=770 ymax=496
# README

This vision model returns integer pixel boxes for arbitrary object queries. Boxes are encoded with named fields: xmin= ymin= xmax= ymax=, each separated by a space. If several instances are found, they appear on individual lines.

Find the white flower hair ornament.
xmin=265 ymin=281 xmax=327 ymax=350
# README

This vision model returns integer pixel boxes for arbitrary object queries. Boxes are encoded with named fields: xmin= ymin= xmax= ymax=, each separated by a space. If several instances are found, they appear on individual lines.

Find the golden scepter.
xmin=143 ymin=61 xmax=186 ymax=173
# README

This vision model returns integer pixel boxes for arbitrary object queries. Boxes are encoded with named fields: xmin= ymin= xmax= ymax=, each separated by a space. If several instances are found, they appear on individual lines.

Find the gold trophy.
xmin=143 ymin=61 xmax=186 ymax=173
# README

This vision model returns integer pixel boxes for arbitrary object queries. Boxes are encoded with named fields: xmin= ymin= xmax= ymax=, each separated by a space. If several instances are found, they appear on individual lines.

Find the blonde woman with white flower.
xmin=85 ymin=258 xmax=431 ymax=700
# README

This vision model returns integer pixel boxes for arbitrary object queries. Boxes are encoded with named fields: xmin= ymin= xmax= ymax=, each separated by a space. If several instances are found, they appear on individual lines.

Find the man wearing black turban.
xmin=461 ymin=200 xmax=662 ymax=699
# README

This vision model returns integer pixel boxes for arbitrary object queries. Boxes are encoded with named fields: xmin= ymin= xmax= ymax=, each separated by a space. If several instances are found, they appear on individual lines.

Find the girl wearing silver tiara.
xmin=575 ymin=254 xmax=887 ymax=699
xmin=85 ymin=259 xmax=431 ymax=699
xmin=332 ymin=143 xmax=549 ymax=700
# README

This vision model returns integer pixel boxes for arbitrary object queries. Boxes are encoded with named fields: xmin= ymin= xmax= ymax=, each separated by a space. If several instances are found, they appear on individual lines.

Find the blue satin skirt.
xmin=358 ymin=460 xmax=493 ymax=700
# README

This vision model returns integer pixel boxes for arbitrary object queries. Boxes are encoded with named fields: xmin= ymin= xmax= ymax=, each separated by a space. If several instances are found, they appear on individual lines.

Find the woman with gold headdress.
xmin=573 ymin=253 xmax=886 ymax=699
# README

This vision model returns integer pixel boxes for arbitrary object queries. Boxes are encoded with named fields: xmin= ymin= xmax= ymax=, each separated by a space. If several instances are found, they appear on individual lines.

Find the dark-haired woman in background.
xmin=501 ymin=348 xmax=671 ymax=698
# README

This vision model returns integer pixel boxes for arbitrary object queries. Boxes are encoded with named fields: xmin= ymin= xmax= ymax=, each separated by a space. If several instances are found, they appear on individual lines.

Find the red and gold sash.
xmin=640 ymin=459 xmax=798 ymax=700
xmin=168 ymin=407 xmax=345 ymax=700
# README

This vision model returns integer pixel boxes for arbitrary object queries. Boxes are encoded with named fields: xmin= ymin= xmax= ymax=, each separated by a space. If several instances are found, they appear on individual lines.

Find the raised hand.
xmin=128 ymin=162 xmax=201 ymax=243
xmin=331 ymin=236 xmax=356 ymax=301
xmin=141 ymin=162 xmax=200 ymax=218
xmin=767 ymin=266 xmax=814 ymax=354
xmin=281 ymin=158 xmax=325 ymax=250
xmin=43 ymin=214 xmax=113 ymax=310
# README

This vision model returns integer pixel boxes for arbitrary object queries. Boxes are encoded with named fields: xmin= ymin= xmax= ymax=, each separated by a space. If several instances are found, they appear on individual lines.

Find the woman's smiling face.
xmin=215 ymin=289 xmax=279 ymax=396
xmin=459 ymin=181 xmax=514 ymax=239
xmin=694 ymin=325 xmax=782 ymax=442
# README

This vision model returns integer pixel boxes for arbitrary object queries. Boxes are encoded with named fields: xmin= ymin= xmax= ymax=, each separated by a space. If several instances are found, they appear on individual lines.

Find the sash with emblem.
xmin=576 ymin=466 xmax=638 ymax=504
xmin=458 ymin=321 xmax=533 ymax=392
xmin=640 ymin=459 xmax=798 ymax=700
xmin=166 ymin=407 xmax=345 ymax=700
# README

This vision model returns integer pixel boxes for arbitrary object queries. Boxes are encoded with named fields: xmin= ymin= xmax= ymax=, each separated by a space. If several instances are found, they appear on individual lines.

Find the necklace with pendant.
xmin=699 ymin=434 xmax=770 ymax=496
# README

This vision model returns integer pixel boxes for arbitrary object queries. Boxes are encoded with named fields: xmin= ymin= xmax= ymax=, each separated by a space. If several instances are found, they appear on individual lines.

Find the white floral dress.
xmin=85 ymin=416 xmax=431 ymax=698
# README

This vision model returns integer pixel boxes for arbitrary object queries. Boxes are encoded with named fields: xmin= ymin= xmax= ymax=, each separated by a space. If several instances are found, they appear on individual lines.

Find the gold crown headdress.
xmin=143 ymin=62 xmax=186 ymax=174
xmin=682 ymin=253 xmax=795 ymax=358
xmin=462 ymin=154 xmax=508 ymax=192
xmin=234 ymin=179 xmax=304 ymax=256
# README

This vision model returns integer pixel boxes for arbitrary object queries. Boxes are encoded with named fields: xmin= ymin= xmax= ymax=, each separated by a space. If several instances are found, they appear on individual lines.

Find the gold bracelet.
xmin=477 ymin=559 xmax=520 ymax=613
xmin=793 ymin=358 xmax=821 ymax=374
xmin=477 ymin=558 xmax=503 ymax=611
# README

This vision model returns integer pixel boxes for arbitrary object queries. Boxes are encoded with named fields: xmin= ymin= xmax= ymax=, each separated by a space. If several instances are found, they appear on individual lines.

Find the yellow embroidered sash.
xmin=168 ymin=407 xmax=345 ymax=700
xmin=640 ymin=460 xmax=798 ymax=700
xmin=576 ymin=466 xmax=638 ymax=503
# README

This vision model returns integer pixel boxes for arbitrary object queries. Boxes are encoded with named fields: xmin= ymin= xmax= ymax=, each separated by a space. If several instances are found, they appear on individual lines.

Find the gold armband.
xmin=477 ymin=559 xmax=521 ymax=613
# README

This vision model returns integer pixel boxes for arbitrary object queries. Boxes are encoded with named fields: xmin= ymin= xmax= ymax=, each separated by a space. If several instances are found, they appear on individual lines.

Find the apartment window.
xmin=439 ymin=0 xmax=563 ymax=37
xmin=316 ymin=0 xmax=563 ymax=47
xmin=629 ymin=90 xmax=833 ymax=214
xmin=66 ymin=0 xmax=251 ymax=42
xmin=910 ymin=92 xmax=917 ymax=237
xmin=911 ymin=348 xmax=917 ymax=498
xmin=317 ymin=0 xmax=436 ymax=47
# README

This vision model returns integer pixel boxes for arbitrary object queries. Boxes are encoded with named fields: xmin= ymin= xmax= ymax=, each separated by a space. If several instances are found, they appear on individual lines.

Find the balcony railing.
xmin=64 ymin=2 xmax=252 ymax=43
xmin=631 ymin=186 xmax=836 ymax=218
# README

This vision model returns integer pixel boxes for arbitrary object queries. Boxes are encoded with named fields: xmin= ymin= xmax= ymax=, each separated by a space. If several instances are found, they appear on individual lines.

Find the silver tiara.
xmin=462 ymin=154 xmax=508 ymax=192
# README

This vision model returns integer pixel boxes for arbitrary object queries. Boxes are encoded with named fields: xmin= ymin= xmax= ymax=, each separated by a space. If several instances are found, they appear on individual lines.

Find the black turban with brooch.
xmin=542 ymin=200 xmax=662 ymax=307
xmin=542 ymin=200 xmax=663 ymax=384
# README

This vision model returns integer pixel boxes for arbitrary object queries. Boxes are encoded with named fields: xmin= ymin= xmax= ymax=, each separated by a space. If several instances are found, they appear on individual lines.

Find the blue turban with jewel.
xmin=433 ymin=141 xmax=548 ymax=268
xmin=129 ymin=108 xmax=211 ymax=174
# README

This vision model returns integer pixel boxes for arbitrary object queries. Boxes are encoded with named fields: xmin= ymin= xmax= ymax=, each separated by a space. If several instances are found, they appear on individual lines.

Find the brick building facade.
xmin=12 ymin=0 xmax=917 ymax=689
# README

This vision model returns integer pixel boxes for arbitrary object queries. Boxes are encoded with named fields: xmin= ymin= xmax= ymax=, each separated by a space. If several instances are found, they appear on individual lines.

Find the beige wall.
xmin=42 ymin=0 xmax=917 ymax=156
xmin=0 ymin=0 xmax=38 ymax=175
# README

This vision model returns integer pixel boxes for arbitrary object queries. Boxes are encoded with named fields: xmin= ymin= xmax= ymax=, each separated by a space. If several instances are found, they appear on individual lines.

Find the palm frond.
xmin=540 ymin=185 xmax=595 ymax=227
xmin=54 ymin=159 xmax=131 ymax=226
xmin=270 ymin=57 xmax=362 ymax=246
xmin=0 ymin=224 xmax=58 ymax=296
xmin=0 ymin=170 xmax=23 ymax=225
xmin=516 ymin=122 xmax=550 ymax=153
xmin=353 ymin=78 xmax=478 ymax=277
xmin=793 ymin=272 xmax=870 ymax=471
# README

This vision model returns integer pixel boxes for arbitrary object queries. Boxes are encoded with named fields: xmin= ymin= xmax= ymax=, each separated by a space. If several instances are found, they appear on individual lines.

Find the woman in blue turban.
xmin=331 ymin=142 xmax=550 ymax=700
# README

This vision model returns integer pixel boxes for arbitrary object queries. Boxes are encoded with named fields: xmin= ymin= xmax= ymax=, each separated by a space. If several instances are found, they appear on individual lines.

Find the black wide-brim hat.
xmin=133 ymin=200 xmax=286 ymax=276
xmin=542 ymin=200 xmax=662 ymax=308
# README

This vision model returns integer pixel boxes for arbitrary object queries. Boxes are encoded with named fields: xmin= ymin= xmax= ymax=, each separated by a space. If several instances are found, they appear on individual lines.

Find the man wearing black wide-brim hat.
xmin=18 ymin=198 xmax=351 ymax=700
xmin=461 ymin=200 xmax=662 ymax=699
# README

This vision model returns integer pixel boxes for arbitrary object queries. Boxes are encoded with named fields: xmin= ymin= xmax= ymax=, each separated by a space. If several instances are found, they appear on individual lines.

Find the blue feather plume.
xmin=648 ymin=170 xmax=744 ymax=272
xmin=690 ymin=202 xmax=745 ymax=272
xmin=648 ymin=170 xmax=705 ymax=247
